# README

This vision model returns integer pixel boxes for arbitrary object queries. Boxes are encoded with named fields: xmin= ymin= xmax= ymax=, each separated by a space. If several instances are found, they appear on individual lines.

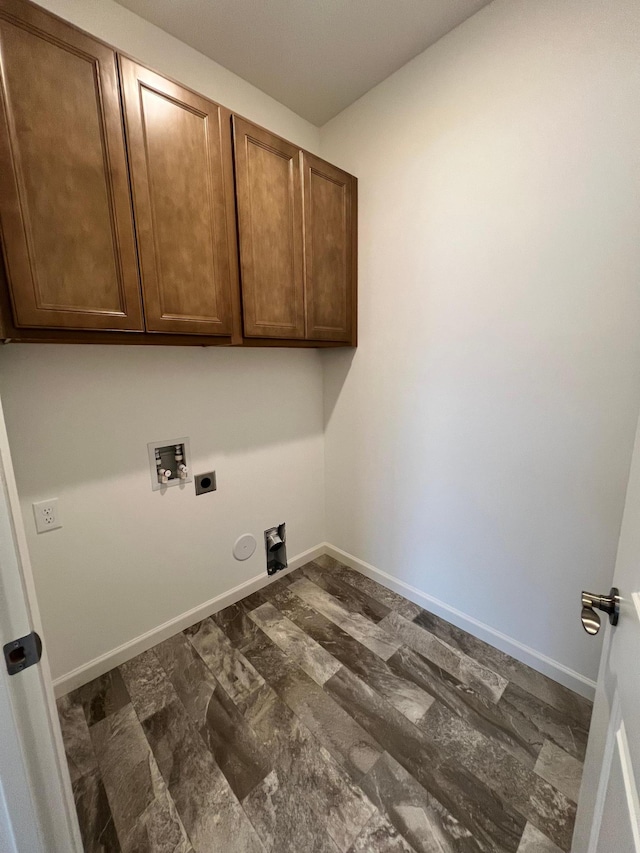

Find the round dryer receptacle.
xmin=233 ymin=533 xmax=256 ymax=561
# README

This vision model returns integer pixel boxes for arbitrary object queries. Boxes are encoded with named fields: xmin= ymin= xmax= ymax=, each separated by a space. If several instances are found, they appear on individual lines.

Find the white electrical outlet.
xmin=33 ymin=498 xmax=61 ymax=533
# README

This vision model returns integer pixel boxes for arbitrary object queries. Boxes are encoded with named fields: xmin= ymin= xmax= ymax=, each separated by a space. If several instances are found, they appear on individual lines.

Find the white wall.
xmin=0 ymin=0 xmax=324 ymax=684
xmin=34 ymin=0 xmax=320 ymax=153
xmin=0 ymin=347 xmax=325 ymax=683
xmin=320 ymin=0 xmax=640 ymax=684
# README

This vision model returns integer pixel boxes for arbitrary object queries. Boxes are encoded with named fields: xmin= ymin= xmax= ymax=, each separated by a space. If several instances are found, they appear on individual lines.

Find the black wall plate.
xmin=195 ymin=471 xmax=217 ymax=495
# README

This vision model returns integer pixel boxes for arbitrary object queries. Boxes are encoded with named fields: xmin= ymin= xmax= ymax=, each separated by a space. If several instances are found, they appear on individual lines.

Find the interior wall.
xmin=0 ymin=0 xmax=324 ymax=684
xmin=319 ymin=0 xmax=640 ymax=684
xmin=33 ymin=0 xmax=320 ymax=153
xmin=0 ymin=347 xmax=325 ymax=683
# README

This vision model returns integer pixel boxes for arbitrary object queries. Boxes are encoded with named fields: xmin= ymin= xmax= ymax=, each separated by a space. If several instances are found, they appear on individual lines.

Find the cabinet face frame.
xmin=302 ymin=151 xmax=357 ymax=344
xmin=232 ymin=116 xmax=306 ymax=339
xmin=0 ymin=0 xmax=144 ymax=331
xmin=119 ymin=57 xmax=242 ymax=339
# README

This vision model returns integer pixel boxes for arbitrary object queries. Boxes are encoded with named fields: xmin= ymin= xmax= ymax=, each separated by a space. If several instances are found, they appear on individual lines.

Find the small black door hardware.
xmin=4 ymin=631 xmax=43 ymax=675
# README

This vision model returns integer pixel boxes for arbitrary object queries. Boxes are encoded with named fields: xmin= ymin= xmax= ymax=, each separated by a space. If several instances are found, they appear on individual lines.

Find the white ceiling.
xmin=113 ymin=0 xmax=493 ymax=125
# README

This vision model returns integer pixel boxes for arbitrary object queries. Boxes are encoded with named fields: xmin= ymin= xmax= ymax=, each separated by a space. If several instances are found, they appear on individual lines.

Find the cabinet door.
xmin=302 ymin=152 xmax=356 ymax=343
xmin=120 ymin=58 xmax=240 ymax=337
xmin=0 ymin=0 xmax=143 ymax=330
xmin=233 ymin=117 xmax=305 ymax=339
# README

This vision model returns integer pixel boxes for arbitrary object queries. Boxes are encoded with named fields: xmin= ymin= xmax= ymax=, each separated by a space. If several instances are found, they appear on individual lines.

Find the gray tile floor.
xmin=57 ymin=555 xmax=591 ymax=852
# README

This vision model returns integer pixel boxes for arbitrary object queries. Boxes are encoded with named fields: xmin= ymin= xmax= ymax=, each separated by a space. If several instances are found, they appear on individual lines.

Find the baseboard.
xmin=324 ymin=544 xmax=597 ymax=700
xmin=52 ymin=543 xmax=326 ymax=697
xmin=54 ymin=540 xmax=596 ymax=701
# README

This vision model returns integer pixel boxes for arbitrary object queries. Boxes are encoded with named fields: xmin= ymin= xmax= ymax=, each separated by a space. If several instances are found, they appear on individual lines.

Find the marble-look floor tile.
xmin=236 ymin=588 xmax=272 ymax=611
xmin=186 ymin=617 xmax=265 ymax=705
xmin=276 ymin=667 xmax=383 ymax=780
xmin=188 ymin=800 xmax=267 ymax=853
xmin=188 ymin=623 xmax=375 ymax=852
xmin=234 ymin=622 xmax=382 ymax=781
xmin=141 ymin=699 xmax=264 ymax=852
xmin=57 ymin=691 xmax=121 ymax=851
xmin=120 ymin=650 xmax=176 ymax=722
xmin=59 ymin=556 xmax=588 ymax=853
xmin=534 ymin=741 xmax=583 ymax=803
xmin=289 ymin=576 xmax=402 ymax=660
xmin=312 ymin=554 xmax=345 ymax=571
xmin=380 ymin=611 xmax=507 ymax=703
xmin=153 ymin=633 xmax=216 ymax=725
xmin=315 ymin=556 xmax=421 ymax=620
xmin=297 ymin=562 xmax=391 ymax=623
xmin=249 ymin=600 xmax=341 ymax=684
xmin=412 ymin=609 xmax=592 ymax=729
xmin=240 ymin=678 xmax=376 ymax=852
xmin=90 ymin=704 xmax=191 ymax=853
xmin=57 ymin=690 xmax=99 ymax=783
xmin=419 ymin=702 xmax=576 ymax=852
xmin=155 ymin=632 xmax=271 ymax=799
xmin=499 ymin=682 xmax=589 ymax=763
xmin=262 ymin=573 xmax=345 ymax=629
xmin=120 ymin=796 xmax=194 ymax=853
xmin=262 ymin=584 xmax=435 ymax=725
xmin=211 ymin=603 xmax=264 ymax=651
xmin=334 ymin=643 xmax=435 ymax=726
xmin=394 ymin=599 xmax=424 ymax=620
xmin=516 ymin=822 xmax=564 ymax=853
xmin=280 ymin=716 xmax=379 ymax=851
xmin=227 ymin=607 xmax=310 ymax=690
xmin=346 ymin=811 xmax=416 ymax=853
xmin=243 ymin=770 xmax=341 ymax=853
xmin=141 ymin=698 xmax=232 ymax=805
xmin=325 ymin=666 xmax=526 ymax=852
xmin=386 ymin=645 xmax=541 ymax=768
xmin=199 ymin=681 xmax=272 ymax=799
xmin=79 ymin=668 xmax=131 ymax=727
xmin=361 ymin=752 xmax=478 ymax=853
xmin=72 ymin=767 xmax=121 ymax=853
xmin=312 ymin=557 xmax=421 ymax=620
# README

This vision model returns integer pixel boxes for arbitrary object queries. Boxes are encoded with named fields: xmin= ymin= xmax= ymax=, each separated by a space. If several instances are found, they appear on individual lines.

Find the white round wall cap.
xmin=233 ymin=533 xmax=257 ymax=561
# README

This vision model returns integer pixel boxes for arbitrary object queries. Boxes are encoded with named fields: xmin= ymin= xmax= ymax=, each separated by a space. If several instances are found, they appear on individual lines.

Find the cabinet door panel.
xmin=233 ymin=117 xmax=304 ymax=339
xmin=0 ymin=0 xmax=142 ymax=330
xmin=302 ymin=152 xmax=356 ymax=343
xmin=120 ymin=58 xmax=240 ymax=336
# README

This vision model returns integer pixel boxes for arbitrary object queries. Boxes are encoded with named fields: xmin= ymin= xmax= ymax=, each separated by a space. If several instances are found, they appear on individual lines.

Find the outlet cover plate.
xmin=195 ymin=471 xmax=217 ymax=496
xmin=33 ymin=499 xmax=61 ymax=533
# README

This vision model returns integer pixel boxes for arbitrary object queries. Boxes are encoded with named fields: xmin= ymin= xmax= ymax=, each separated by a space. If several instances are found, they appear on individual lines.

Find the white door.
xmin=0 ymin=396 xmax=81 ymax=852
xmin=573 ymin=414 xmax=640 ymax=850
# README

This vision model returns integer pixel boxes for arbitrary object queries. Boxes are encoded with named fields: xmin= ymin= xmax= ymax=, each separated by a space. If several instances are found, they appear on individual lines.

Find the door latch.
xmin=581 ymin=587 xmax=620 ymax=635
xmin=3 ymin=631 xmax=42 ymax=675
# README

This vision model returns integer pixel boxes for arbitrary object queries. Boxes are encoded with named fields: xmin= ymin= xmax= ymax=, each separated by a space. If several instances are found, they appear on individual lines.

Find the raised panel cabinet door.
xmin=119 ymin=58 xmax=240 ymax=337
xmin=302 ymin=152 xmax=356 ymax=343
xmin=233 ymin=117 xmax=305 ymax=339
xmin=0 ymin=0 xmax=143 ymax=330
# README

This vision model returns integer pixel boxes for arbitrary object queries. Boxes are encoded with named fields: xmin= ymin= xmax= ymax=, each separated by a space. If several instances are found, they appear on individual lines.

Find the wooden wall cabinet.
xmin=234 ymin=118 xmax=357 ymax=345
xmin=233 ymin=117 xmax=306 ymax=340
xmin=0 ymin=0 xmax=143 ymax=331
xmin=119 ymin=58 xmax=240 ymax=338
xmin=0 ymin=0 xmax=357 ymax=348
xmin=303 ymin=152 xmax=356 ymax=344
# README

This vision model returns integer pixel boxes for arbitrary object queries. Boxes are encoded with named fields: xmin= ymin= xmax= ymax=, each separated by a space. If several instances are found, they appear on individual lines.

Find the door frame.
xmin=0 ymin=393 xmax=81 ymax=851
